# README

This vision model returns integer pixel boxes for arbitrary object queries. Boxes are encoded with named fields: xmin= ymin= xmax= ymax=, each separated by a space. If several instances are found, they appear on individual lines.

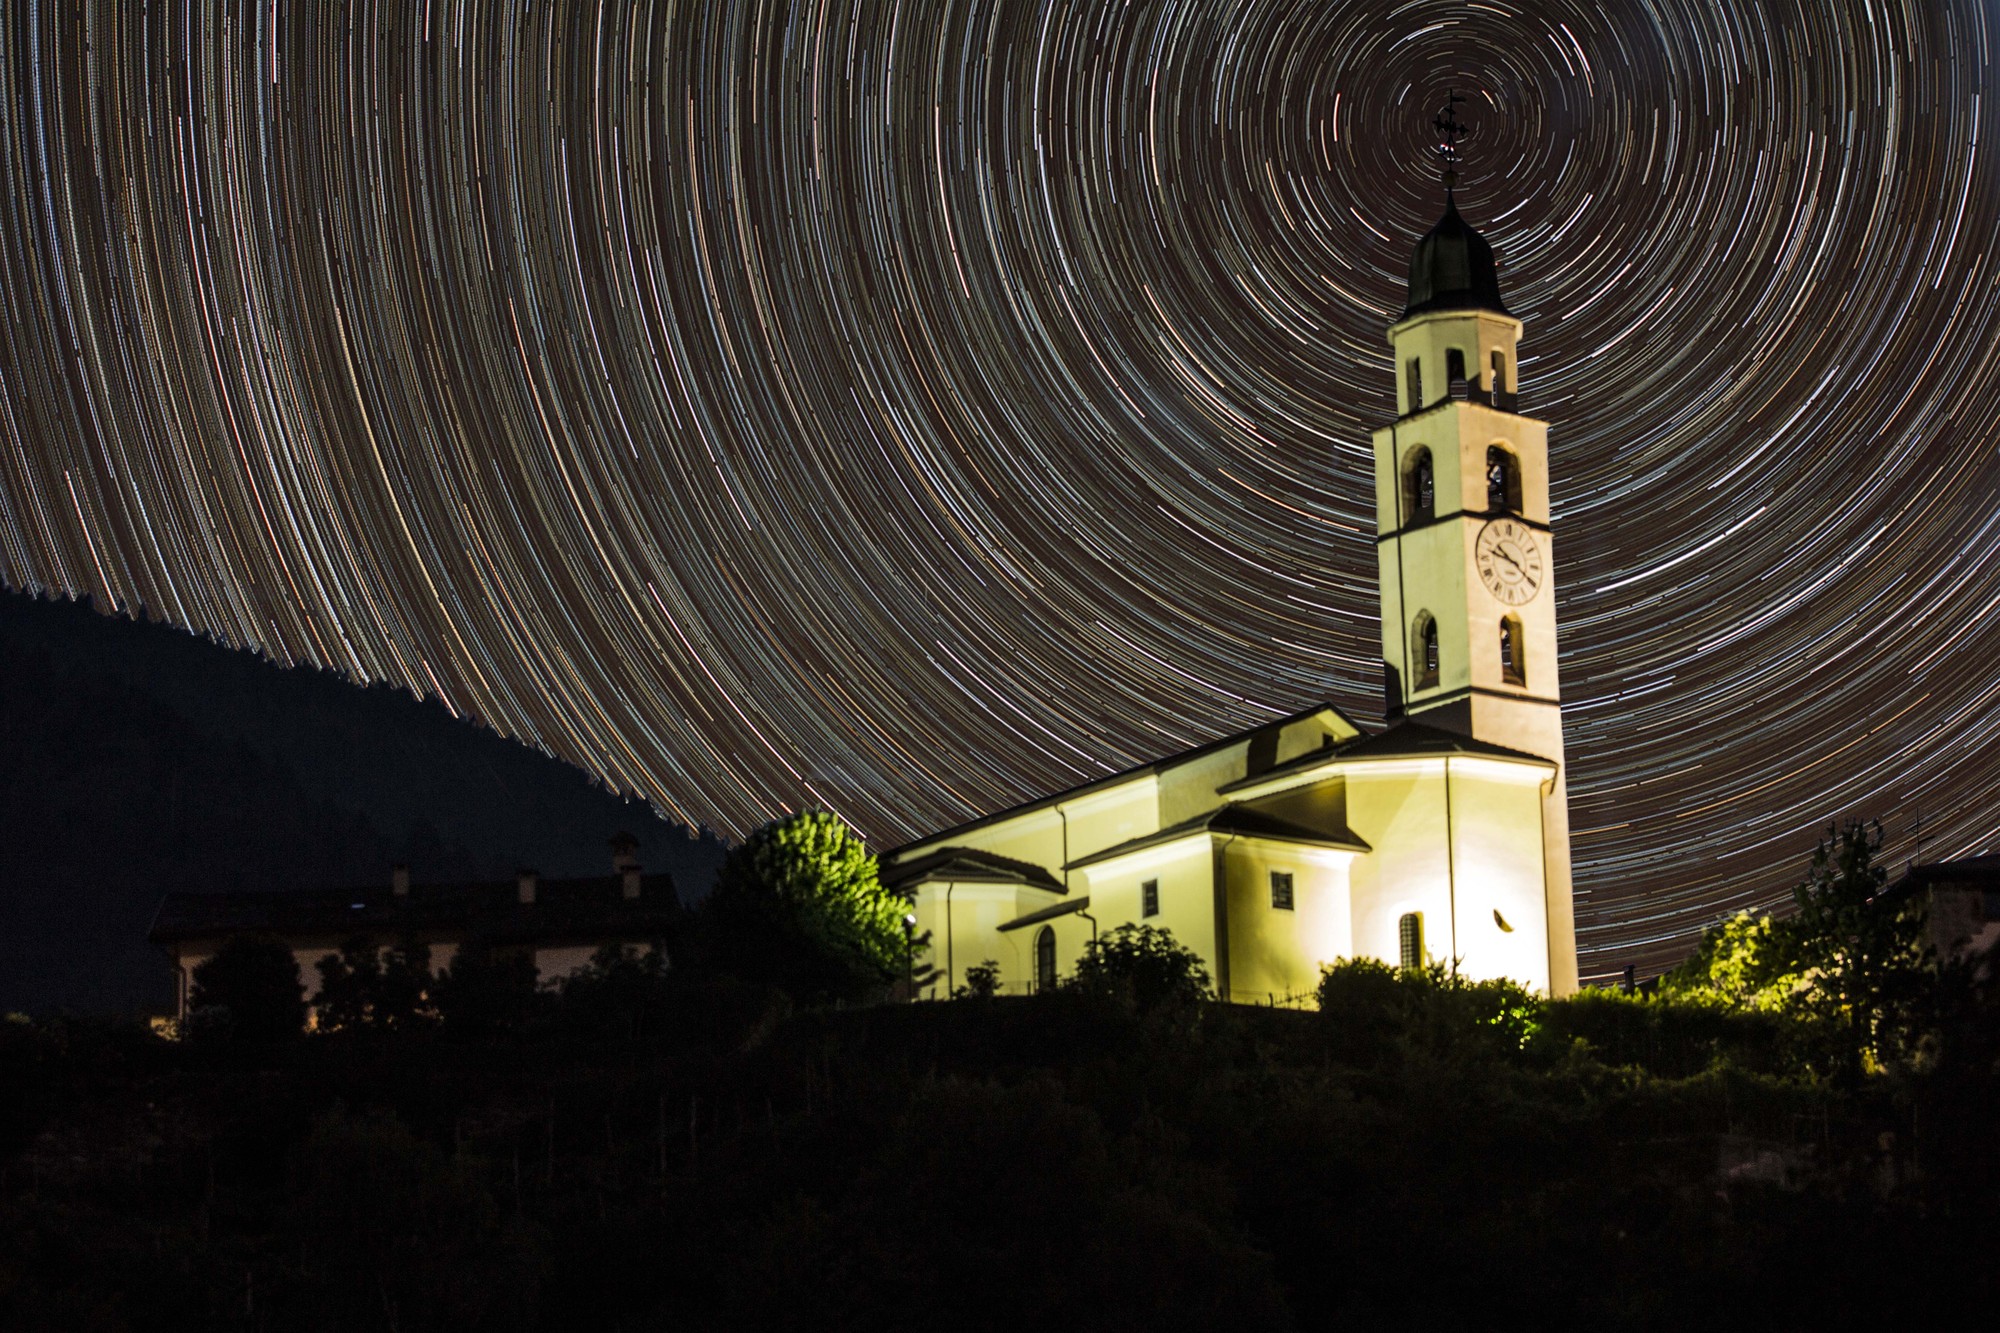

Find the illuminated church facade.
xmin=884 ymin=190 xmax=1580 ymax=1000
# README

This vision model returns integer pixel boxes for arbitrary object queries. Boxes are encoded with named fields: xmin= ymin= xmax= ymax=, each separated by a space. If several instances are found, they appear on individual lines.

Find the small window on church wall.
xmin=1142 ymin=878 xmax=1160 ymax=918
xmin=1270 ymin=871 xmax=1294 ymax=911
xmin=1447 ymin=348 xmax=1466 ymax=386
xmin=1415 ymin=613 xmax=1440 ymax=688
xmin=1490 ymin=350 xmax=1507 ymax=393
xmin=1035 ymin=927 xmax=1057 ymax=992
xmin=1399 ymin=912 xmax=1424 ymax=970
xmin=1405 ymin=358 xmax=1422 ymax=412
xmin=1486 ymin=446 xmax=1521 ymax=512
xmin=1403 ymin=448 xmax=1434 ymax=523
xmin=1501 ymin=616 xmax=1525 ymax=684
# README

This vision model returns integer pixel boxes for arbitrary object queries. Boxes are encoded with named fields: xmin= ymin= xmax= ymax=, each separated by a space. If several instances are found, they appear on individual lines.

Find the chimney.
xmin=621 ymin=865 xmax=643 ymax=900
xmin=391 ymin=864 xmax=410 ymax=897
xmin=610 ymin=830 xmax=640 ymax=873
xmin=517 ymin=870 xmax=538 ymax=905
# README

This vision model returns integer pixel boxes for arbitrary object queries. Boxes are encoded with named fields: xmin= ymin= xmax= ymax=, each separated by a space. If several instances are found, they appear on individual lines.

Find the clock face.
xmin=1476 ymin=518 xmax=1544 ymax=605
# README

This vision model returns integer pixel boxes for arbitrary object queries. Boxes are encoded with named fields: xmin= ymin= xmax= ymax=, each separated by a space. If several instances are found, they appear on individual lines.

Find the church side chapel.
xmin=885 ymin=110 xmax=1580 ymax=1001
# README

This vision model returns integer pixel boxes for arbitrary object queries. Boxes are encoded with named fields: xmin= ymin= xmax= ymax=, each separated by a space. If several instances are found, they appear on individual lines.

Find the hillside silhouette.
xmin=0 ymin=590 xmax=728 ymax=1015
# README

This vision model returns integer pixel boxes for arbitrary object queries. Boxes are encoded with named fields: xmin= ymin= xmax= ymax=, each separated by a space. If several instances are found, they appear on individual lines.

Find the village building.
xmin=885 ymin=179 xmax=1580 ymax=1001
xmin=150 ymin=834 xmax=678 ymax=1019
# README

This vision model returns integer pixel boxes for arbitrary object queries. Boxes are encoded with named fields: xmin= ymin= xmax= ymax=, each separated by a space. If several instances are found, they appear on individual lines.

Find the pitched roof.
xmin=997 ymin=896 xmax=1092 ymax=933
xmin=148 ymin=872 xmax=682 ymax=946
xmin=887 ymin=700 xmax=1367 ymax=859
xmin=879 ymin=845 xmax=1066 ymax=895
xmin=1066 ymin=802 xmax=1370 ymax=871
xmin=1219 ymin=718 xmax=1552 ymax=794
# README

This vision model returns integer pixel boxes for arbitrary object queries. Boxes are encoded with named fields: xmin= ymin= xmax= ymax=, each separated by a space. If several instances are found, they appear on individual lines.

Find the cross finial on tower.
xmin=1433 ymin=91 xmax=1467 ymax=196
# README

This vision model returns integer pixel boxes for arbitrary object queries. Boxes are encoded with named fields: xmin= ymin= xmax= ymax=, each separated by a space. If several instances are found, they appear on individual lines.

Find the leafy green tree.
xmin=1069 ymin=924 xmax=1211 ymax=1010
xmin=1661 ymin=909 xmax=1805 ymax=1012
xmin=1315 ymin=957 xmax=1540 ymax=1065
xmin=704 ymin=812 xmax=910 ymax=1004
xmin=187 ymin=932 xmax=305 ymax=1041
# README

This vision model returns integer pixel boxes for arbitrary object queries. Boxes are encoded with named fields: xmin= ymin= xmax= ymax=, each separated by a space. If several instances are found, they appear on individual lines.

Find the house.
xmin=1892 ymin=855 xmax=2000 ymax=962
xmin=149 ymin=834 xmax=679 ymax=1019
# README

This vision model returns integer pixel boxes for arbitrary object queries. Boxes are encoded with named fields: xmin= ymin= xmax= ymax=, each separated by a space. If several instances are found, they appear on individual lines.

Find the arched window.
xmin=1500 ymin=615 xmax=1525 ymax=684
xmin=1486 ymin=446 xmax=1521 ymax=512
xmin=1446 ymin=348 xmax=1466 ymax=389
xmin=1035 ymin=926 xmax=1057 ymax=993
xmin=1490 ymin=349 xmax=1507 ymax=394
xmin=1405 ymin=358 xmax=1423 ymax=413
xmin=1414 ymin=613 xmax=1439 ymax=689
xmin=1402 ymin=448 xmax=1435 ymax=523
xmin=1399 ymin=912 xmax=1425 ymax=971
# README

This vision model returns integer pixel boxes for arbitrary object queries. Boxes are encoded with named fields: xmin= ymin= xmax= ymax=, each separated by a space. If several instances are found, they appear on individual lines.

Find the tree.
xmin=704 ymin=812 xmax=909 ymax=1004
xmin=187 ymin=932 xmax=305 ymax=1041
xmin=1069 ymin=924 xmax=1211 ymax=1010
xmin=1661 ymin=820 xmax=1934 ymax=1077
xmin=1789 ymin=820 xmax=1932 ymax=1075
xmin=311 ymin=937 xmax=437 ymax=1032
xmin=432 ymin=941 xmax=546 ymax=1038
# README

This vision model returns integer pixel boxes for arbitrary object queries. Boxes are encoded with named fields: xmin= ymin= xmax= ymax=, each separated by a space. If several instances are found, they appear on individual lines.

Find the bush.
xmin=1070 ymin=924 xmax=1211 ymax=1010
xmin=1315 ymin=958 xmax=1539 ymax=1066
xmin=703 ymin=812 xmax=910 ymax=1004
xmin=187 ymin=932 xmax=305 ymax=1042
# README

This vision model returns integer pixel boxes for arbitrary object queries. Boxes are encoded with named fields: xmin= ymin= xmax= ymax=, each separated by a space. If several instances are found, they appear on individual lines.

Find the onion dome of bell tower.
xmin=1400 ymin=91 xmax=1509 ymax=320
xmin=1402 ymin=199 xmax=1509 ymax=319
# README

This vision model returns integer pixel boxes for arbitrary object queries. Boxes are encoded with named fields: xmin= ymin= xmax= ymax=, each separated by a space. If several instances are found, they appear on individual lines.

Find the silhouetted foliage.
xmin=1314 ymin=958 xmax=1537 ymax=1066
xmin=1069 ymin=923 xmax=1211 ymax=1010
xmin=954 ymin=959 xmax=1001 ymax=1000
xmin=187 ymin=932 xmax=304 ymax=1042
xmin=430 ymin=942 xmax=547 ymax=1039
xmin=557 ymin=944 xmax=676 ymax=1040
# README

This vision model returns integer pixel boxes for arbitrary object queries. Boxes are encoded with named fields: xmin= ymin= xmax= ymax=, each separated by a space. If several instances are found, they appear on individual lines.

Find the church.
xmin=883 ymin=175 xmax=1580 ymax=1001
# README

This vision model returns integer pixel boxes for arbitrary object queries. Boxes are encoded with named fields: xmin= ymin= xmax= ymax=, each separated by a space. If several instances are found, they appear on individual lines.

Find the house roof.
xmin=1066 ymin=802 xmax=1370 ymax=871
xmin=148 ymin=872 xmax=682 ymax=947
xmin=1218 ymin=718 xmax=1552 ymax=794
xmin=879 ymin=845 xmax=1067 ymax=895
xmin=1890 ymin=855 xmax=2000 ymax=896
xmin=887 ymin=700 xmax=1367 ymax=860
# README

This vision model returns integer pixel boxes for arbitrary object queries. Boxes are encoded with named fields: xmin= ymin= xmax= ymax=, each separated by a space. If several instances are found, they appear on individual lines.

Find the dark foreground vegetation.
xmin=4 ymin=819 xmax=1995 ymax=1328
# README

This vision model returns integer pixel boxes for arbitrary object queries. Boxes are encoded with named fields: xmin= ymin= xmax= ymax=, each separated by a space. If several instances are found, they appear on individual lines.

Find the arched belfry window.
xmin=1403 ymin=448 xmax=1435 ymax=523
xmin=1490 ymin=350 xmax=1507 ymax=394
xmin=1399 ymin=912 xmax=1425 ymax=971
xmin=1415 ymin=613 xmax=1440 ymax=689
xmin=1446 ymin=348 xmax=1467 ymax=389
xmin=1035 ymin=927 xmax=1056 ymax=993
xmin=1486 ymin=446 xmax=1521 ymax=513
xmin=1405 ymin=358 xmax=1423 ymax=413
xmin=1500 ymin=615 xmax=1525 ymax=685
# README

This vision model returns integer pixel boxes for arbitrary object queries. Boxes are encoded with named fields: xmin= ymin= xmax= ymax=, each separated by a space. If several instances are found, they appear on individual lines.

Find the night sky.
xmin=2 ymin=1 xmax=1997 ymax=981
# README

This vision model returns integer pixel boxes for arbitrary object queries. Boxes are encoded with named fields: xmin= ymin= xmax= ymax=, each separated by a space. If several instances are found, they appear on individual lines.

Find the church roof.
xmin=880 ymin=845 xmax=1067 ymax=895
xmin=885 ymin=700 xmax=1368 ymax=861
xmin=1066 ymin=802 xmax=1370 ymax=871
xmin=1218 ymin=718 xmax=1553 ymax=794
xmin=1402 ymin=198 xmax=1510 ymax=320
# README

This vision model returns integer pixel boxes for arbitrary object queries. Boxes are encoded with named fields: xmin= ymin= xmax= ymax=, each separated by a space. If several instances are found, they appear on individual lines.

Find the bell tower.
xmin=1371 ymin=98 xmax=1578 ymax=992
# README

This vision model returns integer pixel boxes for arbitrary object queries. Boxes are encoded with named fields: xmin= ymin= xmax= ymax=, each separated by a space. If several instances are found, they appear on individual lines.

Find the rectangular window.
xmin=1399 ymin=912 xmax=1424 ymax=970
xmin=1270 ymin=871 xmax=1294 ymax=911
xmin=1142 ymin=878 xmax=1160 ymax=918
xmin=1405 ymin=359 xmax=1422 ymax=412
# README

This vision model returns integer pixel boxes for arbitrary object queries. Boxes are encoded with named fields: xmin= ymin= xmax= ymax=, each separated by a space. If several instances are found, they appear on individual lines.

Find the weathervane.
xmin=1433 ymin=90 xmax=1467 ymax=196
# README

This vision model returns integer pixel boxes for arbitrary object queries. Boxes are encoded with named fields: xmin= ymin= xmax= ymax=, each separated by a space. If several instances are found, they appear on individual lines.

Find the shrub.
xmin=187 ymin=932 xmax=305 ymax=1042
xmin=1070 ymin=924 xmax=1211 ymax=1010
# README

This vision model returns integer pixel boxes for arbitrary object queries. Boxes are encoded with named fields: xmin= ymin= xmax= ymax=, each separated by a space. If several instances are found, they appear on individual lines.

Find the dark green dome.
xmin=1402 ymin=199 xmax=1509 ymax=319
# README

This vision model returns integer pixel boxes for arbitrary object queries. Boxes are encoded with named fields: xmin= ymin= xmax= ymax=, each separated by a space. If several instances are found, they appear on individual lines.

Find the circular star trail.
xmin=3 ymin=1 xmax=1998 ymax=980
